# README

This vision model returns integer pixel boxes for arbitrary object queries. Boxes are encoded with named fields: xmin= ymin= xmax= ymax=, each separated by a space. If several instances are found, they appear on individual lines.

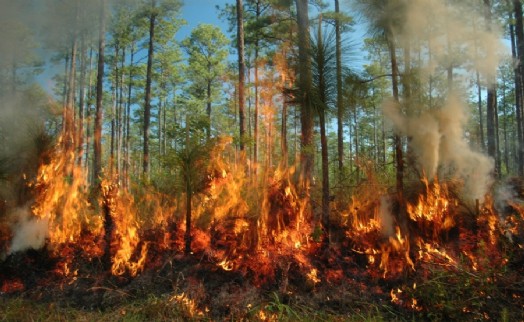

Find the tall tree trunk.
xmin=184 ymin=115 xmax=192 ymax=255
xmin=476 ymin=71 xmax=485 ymax=150
xmin=65 ymin=1 xmax=78 ymax=152
xmin=93 ymin=0 xmax=106 ymax=187
xmin=85 ymin=47 xmax=94 ymax=180
xmin=471 ymin=14 xmax=486 ymax=151
xmin=316 ymin=14 xmax=330 ymax=243
xmin=143 ymin=0 xmax=157 ymax=179
xmin=163 ymin=96 xmax=167 ymax=155
xmin=254 ymin=0 xmax=260 ymax=176
xmin=66 ymin=40 xmax=77 ymax=144
xmin=295 ymin=0 xmax=314 ymax=197
xmin=95 ymin=0 xmax=109 ymax=271
xmin=117 ymin=48 xmax=125 ymax=180
xmin=502 ymin=81 xmax=509 ymax=174
xmin=484 ymin=0 xmax=498 ymax=177
xmin=206 ymin=78 xmax=212 ymax=139
xmin=237 ymin=0 xmax=246 ymax=152
xmin=77 ymin=33 xmax=87 ymax=166
xmin=281 ymin=98 xmax=288 ymax=167
xmin=61 ymin=54 xmax=69 ymax=121
xmin=158 ymin=92 xmax=163 ymax=156
xmin=185 ymin=175 xmax=192 ymax=255
xmin=388 ymin=38 xmax=403 ymax=202
xmin=125 ymin=42 xmax=135 ymax=188
xmin=110 ymin=45 xmax=118 ymax=177
xmin=353 ymin=107 xmax=359 ymax=183
xmin=335 ymin=0 xmax=344 ymax=177
xmin=512 ymin=0 xmax=524 ymax=176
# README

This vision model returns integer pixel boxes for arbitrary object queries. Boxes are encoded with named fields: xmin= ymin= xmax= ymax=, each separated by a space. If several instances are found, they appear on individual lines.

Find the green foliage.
xmin=182 ymin=24 xmax=229 ymax=85
xmin=404 ymin=252 xmax=522 ymax=322
xmin=265 ymin=292 xmax=300 ymax=320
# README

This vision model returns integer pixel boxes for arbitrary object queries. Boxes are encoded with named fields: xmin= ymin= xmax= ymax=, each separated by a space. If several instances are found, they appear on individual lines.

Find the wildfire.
xmin=169 ymin=292 xmax=206 ymax=317
xmin=407 ymin=177 xmax=456 ymax=240
xmin=102 ymin=179 xmax=149 ymax=277
xmin=2 ymin=107 xmax=523 ymax=321
xmin=416 ymin=239 xmax=456 ymax=266
xmin=31 ymin=135 xmax=101 ymax=250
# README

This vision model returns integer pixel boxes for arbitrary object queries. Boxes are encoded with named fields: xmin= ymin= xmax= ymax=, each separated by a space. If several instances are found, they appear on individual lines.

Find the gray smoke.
xmin=381 ymin=0 xmax=504 ymax=202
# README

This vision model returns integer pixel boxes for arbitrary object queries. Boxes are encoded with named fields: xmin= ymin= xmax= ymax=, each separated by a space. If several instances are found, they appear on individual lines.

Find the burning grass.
xmin=1 ymin=138 xmax=524 ymax=321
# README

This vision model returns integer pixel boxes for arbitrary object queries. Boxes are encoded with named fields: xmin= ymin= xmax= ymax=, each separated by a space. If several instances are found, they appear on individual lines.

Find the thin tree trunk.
xmin=143 ymin=0 xmax=157 ymax=178
xmin=163 ymin=96 xmax=167 ymax=156
xmin=125 ymin=42 xmax=135 ymax=188
xmin=388 ymin=38 xmax=403 ymax=201
xmin=85 ymin=47 xmax=94 ymax=180
xmin=206 ymin=79 xmax=212 ymax=139
xmin=96 ymin=0 xmax=109 ymax=272
xmin=184 ymin=115 xmax=192 ymax=255
xmin=158 ymin=93 xmax=163 ymax=156
xmin=281 ymin=99 xmax=288 ymax=167
xmin=237 ymin=0 xmax=246 ymax=152
xmin=62 ymin=54 xmax=69 ymax=115
xmin=476 ymin=71 xmax=485 ymax=150
xmin=65 ymin=0 xmax=79 ymax=154
xmin=335 ymin=0 xmax=344 ymax=176
xmin=110 ymin=44 xmax=118 ymax=177
xmin=502 ymin=81 xmax=510 ymax=174
xmin=316 ymin=14 xmax=330 ymax=242
xmin=117 ymin=47 xmax=125 ymax=180
xmin=353 ymin=106 xmax=359 ymax=183
xmin=77 ymin=33 xmax=87 ymax=166
xmin=484 ymin=0 xmax=498 ymax=177
xmin=93 ymin=0 xmax=106 ymax=187
xmin=512 ymin=0 xmax=524 ymax=176
xmin=253 ymin=0 xmax=260 ymax=176
xmin=66 ymin=42 xmax=77 ymax=148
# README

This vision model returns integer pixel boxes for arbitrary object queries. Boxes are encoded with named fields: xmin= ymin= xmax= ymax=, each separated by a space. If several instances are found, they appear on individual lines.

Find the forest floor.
xmin=1 ymin=228 xmax=524 ymax=322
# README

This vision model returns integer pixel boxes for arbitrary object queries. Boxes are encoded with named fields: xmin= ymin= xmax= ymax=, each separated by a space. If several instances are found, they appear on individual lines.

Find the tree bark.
xmin=335 ymin=0 xmax=344 ymax=177
xmin=65 ymin=0 xmax=78 ymax=152
xmin=143 ymin=0 xmax=157 ymax=179
xmin=237 ymin=0 xmax=246 ymax=152
xmin=77 ymin=33 xmax=87 ymax=166
xmin=316 ymin=14 xmax=330 ymax=243
xmin=295 ymin=0 xmax=314 ymax=196
xmin=125 ymin=42 xmax=135 ymax=188
xmin=388 ymin=38 xmax=403 ymax=201
xmin=206 ymin=79 xmax=212 ymax=139
xmin=253 ymin=1 xmax=261 ymax=177
xmin=512 ymin=0 xmax=524 ymax=176
xmin=93 ymin=0 xmax=106 ymax=187
xmin=484 ymin=0 xmax=498 ymax=177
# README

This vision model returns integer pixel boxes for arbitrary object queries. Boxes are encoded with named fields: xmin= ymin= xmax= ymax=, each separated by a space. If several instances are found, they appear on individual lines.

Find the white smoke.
xmin=385 ymin=95 xmax=494 ymax=202
xmin=379 ymin=196 xmax=395 ymax=237
xmin=381 ymin=0 xmax=504 ymax=202
xmin=8 ymin=207 xmax=49 ymax=254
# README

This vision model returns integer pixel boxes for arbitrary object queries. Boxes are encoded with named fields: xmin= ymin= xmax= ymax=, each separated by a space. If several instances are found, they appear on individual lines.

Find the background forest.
xmin=1 ymin=0 xmax=524 ymax=320
xmin=1 ymin=0 xmax=521 ymax=213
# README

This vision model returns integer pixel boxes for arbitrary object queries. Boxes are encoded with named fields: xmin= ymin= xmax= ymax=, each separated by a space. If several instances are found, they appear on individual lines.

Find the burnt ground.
xmin=1 ymin=217 xmax=524 ymax=321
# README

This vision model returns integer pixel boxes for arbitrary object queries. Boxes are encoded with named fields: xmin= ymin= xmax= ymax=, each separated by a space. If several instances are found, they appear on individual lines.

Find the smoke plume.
xmin=379 ymin=196 xmax=395 ymax=237
xmin=382 ymin=0 xmax=505 ymax=202
xmin=8 ymin=207 xmax=49 ymax=254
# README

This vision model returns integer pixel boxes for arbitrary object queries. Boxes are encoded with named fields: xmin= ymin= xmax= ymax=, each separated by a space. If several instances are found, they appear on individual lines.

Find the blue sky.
xmin=179 ymin=0 xmax=231 ymax=39
xmin=37 ymin=0 xmax=366 ymax=93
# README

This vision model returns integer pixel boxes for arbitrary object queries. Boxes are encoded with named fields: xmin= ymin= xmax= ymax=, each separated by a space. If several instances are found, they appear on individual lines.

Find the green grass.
xmin=0 ymin=294 xmax=393 ymax=322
